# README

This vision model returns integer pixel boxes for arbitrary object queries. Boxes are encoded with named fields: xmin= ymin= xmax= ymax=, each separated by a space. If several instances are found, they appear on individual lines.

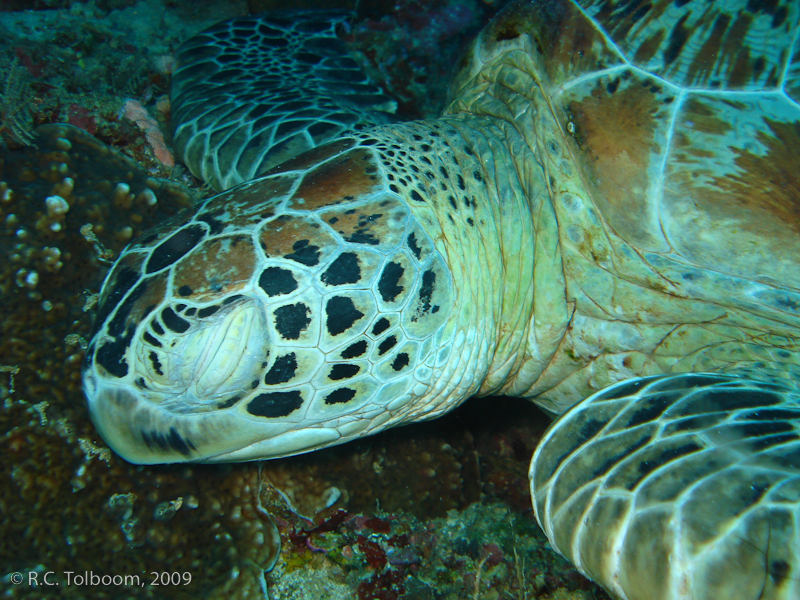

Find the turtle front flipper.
xmin=530 ymin=373 xmax=800 ymax=600
xmin=171 ymin=10 xmax=397 ymax=191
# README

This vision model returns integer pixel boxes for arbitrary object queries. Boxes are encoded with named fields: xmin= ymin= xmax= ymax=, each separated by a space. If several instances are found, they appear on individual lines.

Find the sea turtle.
xmin=82 ymin=1 xmax=800 ymax=598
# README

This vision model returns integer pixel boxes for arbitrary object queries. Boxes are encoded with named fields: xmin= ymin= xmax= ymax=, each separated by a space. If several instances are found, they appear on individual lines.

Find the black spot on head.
xmin=391 ymin=353 xmax=409 ymax=371
xmin=410 ymin=189 xmax=425 ymax=203
xmin=217 ymin=395 xmax=241 ymax=409
xmin=378 ymin=261 xmax=404 ymax=303
xmin=259 ymin=266 xmax=298 ymax=297
xmin=264 ymin=352 xmax=298 ymax=385
xmin=146 ymin=225 xmax=206 ymax=274
xmin=148 ymin=351 xmax=163 ymax=376
xmin=329 ymin=363 xmax=360 ymax=380
xmin=325 ymin=387 xmax=356 ymax=404
xmin=247 ymin=391 xmax=304 ymax=417
xmin=197 ymin=305 xmax=220 ymax=319
xmin=325 ymin=296 xmax=364 ymax=336
xmin=142 ymin=427 xmax=195 ymax=457
xmin=143 ymin=331 xmax=161 ymax=347
xmin=411 ymin=268 xmax=435 ymax=321
xmin=91 ymin=266 xmax=139 ymax=338
xmin=341 ymin=340 xmax=367 ymax=358
xmin=457 ymin=174 xmax=466 ymax=190
xmin=473 ymin=170 xmax=482 ymax=182
xmin=274 ymin=303 xmax=311 ymax=340
xmin=321 ymin=252 xmax=361 ymax=285
xmin=606 ymin=78 xmax=619 ymax=94
xmin=466 ymin=217 xmax=474 ymax=226
xmin=439 ymin=166 xmax=449 ymax=179
xmin=178 ymin=285 xmax=193 ymax=297
xmin=284 ymin=239 xmax=320 ymax=266
xmin=96 ymin=325 xmax=135 ymax=378
xmin=106 ymin=280 xmax=148 ymax=337
xmin=448 ymin=195 xmax=457 ymax=210
xmin=372 ymin=317 xmax=390 ymax=336
xmin=161 ymin=307 xmax=191 ymax=333
xmin=197 ymin=209 xmax=225 ymax=235
xmin=378 ymin=335 xmax=397 ymax=355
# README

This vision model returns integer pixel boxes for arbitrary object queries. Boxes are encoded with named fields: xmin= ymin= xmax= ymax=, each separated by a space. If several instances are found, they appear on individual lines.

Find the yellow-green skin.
xmin=447 ymin=0 xmax=800 ymax=407
xmin=83 ymin=1 xmax=800 ymax=599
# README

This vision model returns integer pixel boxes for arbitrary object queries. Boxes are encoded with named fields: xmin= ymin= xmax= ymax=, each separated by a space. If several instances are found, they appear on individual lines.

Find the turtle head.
xmin=83 ymin=135 xmax=465 ymax=464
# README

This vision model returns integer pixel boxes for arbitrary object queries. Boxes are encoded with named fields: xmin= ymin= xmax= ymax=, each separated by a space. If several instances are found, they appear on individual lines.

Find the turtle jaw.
xmin=83 ymin=372 xmax=260 ymax=464
xmin=84 ymin=365 xmax=348 ymax=465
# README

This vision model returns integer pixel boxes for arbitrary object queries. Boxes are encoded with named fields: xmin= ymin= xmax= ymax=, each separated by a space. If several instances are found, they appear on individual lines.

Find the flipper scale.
xmin=531 ymin=373 xmax=800 ymax=600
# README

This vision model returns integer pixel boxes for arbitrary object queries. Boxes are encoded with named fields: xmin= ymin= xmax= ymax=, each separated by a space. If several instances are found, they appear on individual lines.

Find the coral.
xmin=122 ymin=98 xmax=175 ymax=167
xmin=0 ymin=125 xmax=285 ymax=600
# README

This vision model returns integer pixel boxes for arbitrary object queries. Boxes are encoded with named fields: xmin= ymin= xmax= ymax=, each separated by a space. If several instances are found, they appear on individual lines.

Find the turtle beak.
xmin=84 ymin=369 xmax=263 ymax=464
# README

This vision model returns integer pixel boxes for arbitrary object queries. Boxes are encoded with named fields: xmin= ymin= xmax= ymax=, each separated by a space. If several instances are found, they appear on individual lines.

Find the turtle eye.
xmin=133 ymin=297 xmax=269 ymax=410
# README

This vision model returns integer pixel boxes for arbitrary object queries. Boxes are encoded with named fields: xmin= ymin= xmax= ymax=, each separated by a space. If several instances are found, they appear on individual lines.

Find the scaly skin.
xmin=83 ymin=117 xmax=543 ymax=464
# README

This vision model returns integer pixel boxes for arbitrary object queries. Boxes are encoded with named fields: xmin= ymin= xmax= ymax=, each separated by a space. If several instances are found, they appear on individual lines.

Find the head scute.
xmin=84 ymin=133 xmax=463 ymax=463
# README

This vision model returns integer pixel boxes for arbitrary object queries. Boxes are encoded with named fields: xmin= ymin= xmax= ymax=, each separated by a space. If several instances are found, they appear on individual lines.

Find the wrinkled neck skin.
xmin=369 ymin=114 xmax=561 ymax=410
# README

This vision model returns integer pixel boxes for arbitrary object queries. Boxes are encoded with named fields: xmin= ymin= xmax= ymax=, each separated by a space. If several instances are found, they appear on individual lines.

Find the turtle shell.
xmin=448 ymin=0 xmax=800 ymax=293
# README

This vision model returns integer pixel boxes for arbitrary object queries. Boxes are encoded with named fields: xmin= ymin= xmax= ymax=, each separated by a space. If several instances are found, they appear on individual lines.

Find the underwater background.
xmin=0 ymin=0 xmax=608 ymax=598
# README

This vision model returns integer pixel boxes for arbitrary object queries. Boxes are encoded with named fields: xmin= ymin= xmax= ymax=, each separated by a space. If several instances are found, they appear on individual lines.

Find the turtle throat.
xmin=369 ymin=116 xmax=550 ymax=401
